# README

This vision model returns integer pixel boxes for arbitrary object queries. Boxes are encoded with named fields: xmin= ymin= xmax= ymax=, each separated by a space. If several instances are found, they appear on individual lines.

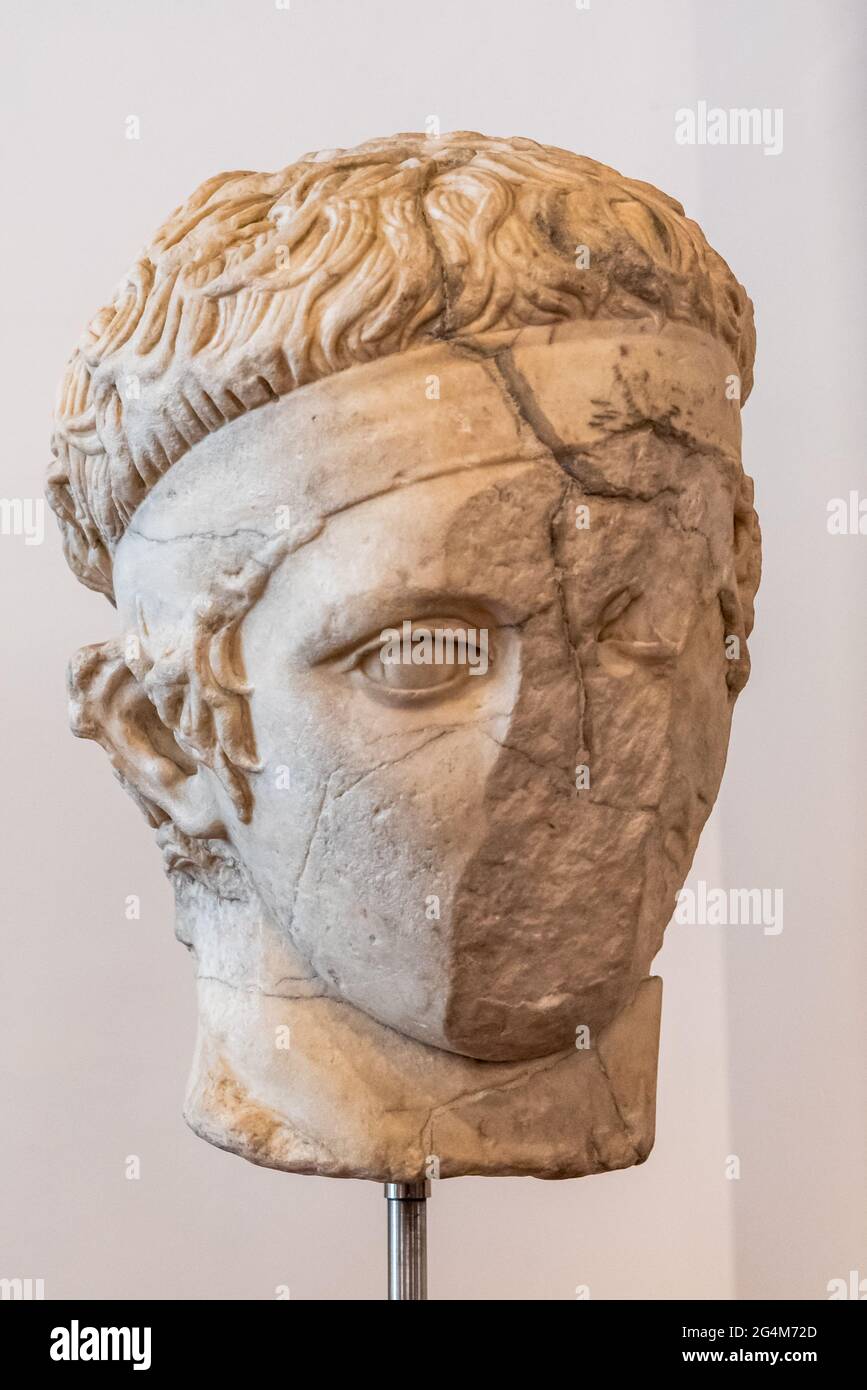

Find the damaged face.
xmin=113 ymin=353 xmax=754 ymax=1062
xmin=233 ymin=446 xmax=743 ymax=1061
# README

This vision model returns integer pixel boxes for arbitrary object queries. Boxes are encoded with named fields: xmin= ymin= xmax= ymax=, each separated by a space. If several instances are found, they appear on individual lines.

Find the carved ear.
xmin=733 ymin=472 xmax=762 ymax=638
xmin=718 ymin=473 xmax=762 ymax=695
xmin=68 ymin=638 xmax=227 ymax=840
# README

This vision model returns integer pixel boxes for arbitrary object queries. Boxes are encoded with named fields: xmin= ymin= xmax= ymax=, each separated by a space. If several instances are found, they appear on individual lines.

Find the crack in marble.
xmin=595 ymin=1047 xmax=643 ymax=1165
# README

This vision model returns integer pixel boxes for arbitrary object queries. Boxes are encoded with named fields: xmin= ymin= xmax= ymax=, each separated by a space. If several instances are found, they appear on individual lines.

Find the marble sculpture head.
xmin=47 ymin=133 xmax=760 ymax=1180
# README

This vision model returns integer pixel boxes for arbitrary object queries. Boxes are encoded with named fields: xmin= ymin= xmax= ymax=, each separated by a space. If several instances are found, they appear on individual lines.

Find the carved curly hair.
xmin=47 ymin=131 xmax=755 ymax=602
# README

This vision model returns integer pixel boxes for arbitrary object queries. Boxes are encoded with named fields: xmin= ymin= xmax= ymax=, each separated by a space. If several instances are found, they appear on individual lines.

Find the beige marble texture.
xmin=48 ymin=133 xmax=760 ymax=1181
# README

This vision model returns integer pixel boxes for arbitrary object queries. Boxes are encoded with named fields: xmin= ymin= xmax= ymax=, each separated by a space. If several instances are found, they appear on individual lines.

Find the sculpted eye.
xmin=347 ymin=619 xmax=491 ymax=703
xmin=596 ymin=588 xmax=681 ymax=675
xmin=359 ymin=645 xmax=462 ymax=691
xmin=597 ymin=587 xmax=641 ymax=639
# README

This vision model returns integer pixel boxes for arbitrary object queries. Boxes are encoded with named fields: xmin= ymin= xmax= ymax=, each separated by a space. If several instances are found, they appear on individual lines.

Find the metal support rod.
xmin=384 ymin=1181 xmax=430 ymax=1300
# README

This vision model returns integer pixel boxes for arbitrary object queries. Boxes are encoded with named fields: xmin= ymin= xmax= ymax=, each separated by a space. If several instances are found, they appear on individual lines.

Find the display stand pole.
xmin=384 ymin=1181 xmax=430 ymax=1300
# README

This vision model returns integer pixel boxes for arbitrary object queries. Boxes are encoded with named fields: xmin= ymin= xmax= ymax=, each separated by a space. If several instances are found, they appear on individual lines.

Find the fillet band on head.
xmin=47 ymin=131 xmax=755 ymax=600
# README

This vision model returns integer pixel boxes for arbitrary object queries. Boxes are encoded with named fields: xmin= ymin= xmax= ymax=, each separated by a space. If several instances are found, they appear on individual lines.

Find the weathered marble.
xmin=48 ymin=133 xmax=760 ymax=1181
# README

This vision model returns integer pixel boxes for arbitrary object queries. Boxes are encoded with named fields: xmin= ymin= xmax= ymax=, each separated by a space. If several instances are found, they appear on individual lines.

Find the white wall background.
xmin=1 ymin=0 xmax=863 ymax=1299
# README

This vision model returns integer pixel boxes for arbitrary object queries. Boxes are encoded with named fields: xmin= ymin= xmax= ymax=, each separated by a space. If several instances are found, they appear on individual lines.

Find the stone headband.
xmin=116 ymin=318 xmax=747 ymax=572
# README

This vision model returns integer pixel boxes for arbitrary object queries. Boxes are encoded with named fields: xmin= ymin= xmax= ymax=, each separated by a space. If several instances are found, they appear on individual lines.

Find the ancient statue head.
xmin=48 ymin=133 xmax=760 ymax=1180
